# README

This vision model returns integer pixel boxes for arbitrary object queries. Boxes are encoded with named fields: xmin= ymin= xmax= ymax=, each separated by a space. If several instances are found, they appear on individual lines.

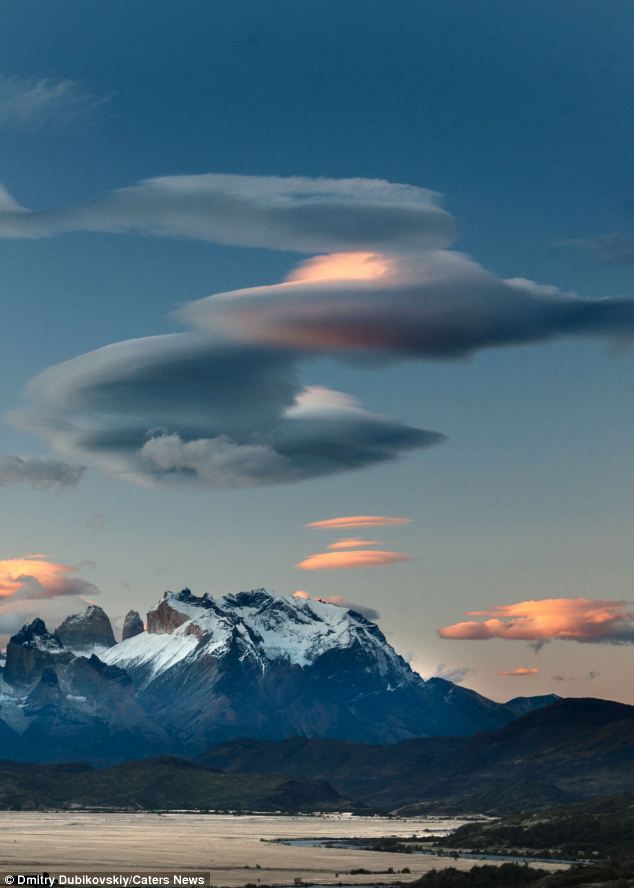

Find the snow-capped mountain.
xmin=0 ymin=588 xmax=556 ymax=762
xmin=103 ymin=588 xmax=413 ymax=687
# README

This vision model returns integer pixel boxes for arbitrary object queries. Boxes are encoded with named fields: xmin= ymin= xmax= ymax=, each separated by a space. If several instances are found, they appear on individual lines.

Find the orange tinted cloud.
xmin=498 ymin=667 xmax=541 ymax=677
xmin=297 ymin=550 xmax=411 ymax=571
xmin=439 ymin=598 xmax=634 ymax=644
xmin=306 ymin=515 xmax=412 ymax=529
xmin=0 ymin=555 xmax=99 ymax=600
xmin=328 ymin=538 xmax=382 ymax=550
xmin=286 ymin=252 xmax=393 ymax=284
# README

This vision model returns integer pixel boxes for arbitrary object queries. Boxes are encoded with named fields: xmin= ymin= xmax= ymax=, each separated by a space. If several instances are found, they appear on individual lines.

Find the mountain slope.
xmin=198 ymin=698 xmax=634 ymax=812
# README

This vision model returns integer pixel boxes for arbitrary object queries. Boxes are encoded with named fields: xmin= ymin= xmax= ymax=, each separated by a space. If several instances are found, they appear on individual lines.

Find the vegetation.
xmin=410 ymin=863 xmax=548 ymax=887
xmin=442 ymin=796 xmax=634 ymax=861
xmin=0 ymin=756 xmax=344 ymax=811
xmin=410 ymin=862 xmax=634 ymax=888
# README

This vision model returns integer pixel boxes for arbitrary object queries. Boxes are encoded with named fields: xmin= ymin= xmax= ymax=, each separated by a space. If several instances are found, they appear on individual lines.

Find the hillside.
xmin=0 ymin=756 xmax=345 ymax=811
xmin=199 ymin=698 xmax=634 ymax=812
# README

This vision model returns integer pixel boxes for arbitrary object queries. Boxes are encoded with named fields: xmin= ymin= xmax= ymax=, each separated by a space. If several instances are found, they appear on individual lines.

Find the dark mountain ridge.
xmin=198 ymin=698 xmax=634 ymax=812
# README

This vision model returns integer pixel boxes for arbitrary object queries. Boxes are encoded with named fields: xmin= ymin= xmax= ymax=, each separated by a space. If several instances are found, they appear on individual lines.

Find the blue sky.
xmin=1 ymin=0 xmax=633 ymax=703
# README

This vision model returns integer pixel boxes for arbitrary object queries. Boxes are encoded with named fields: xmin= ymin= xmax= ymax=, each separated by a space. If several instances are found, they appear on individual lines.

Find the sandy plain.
xmin=0 ymin=812 xmax=567 ymax=886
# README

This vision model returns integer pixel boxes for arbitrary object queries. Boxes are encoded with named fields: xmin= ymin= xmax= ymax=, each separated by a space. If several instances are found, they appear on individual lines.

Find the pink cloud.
xmin=286 ymin=252 xmax=394 ymax=284
xmin=297 ymin=549 xmax=411 ymax=570
xmin=306 ymin=515 xmax=412 ymax=529
xmin=439 ymin=598 xmax=634 ymax=644
xmin=497 ymin=667 xmax=541 ymax=677
xmin=0 ymin=555 xmax=100 ymax=601
xmin=328 ymin=538 xmax=382 ymax=550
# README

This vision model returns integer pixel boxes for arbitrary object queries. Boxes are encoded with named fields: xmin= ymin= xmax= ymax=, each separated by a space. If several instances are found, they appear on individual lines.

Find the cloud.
xmin=497 ymin=667 xmax=541 ymax=677
xmin=0 ymin=74 xmax=109 ymax=130
xmin=184 ymin=249 xmax=634 ymax=359
xmin=306 ymin=515 xmax=412 ymax=529
xmin=433 ymin=663 xmax=476 ymax=684
xmin=12 ymin=334 xmax=442 ymax=488
xmin=552 ymin=670 xmax=600 ymax=682
xmin=296 ymin=549 xmax=411 ymax=570
xmin=0 ymin=556 xmax=101 ymax=601
xmin=1 ymin=172 xmax=633 ymax=360
xmin=0 ymin=611 xmax=32 ymax=635
xmin=560 ymin=234 xmax=634 ymax=265
xmin=85 ymin=513 xmax=106 ymax=535
xmin=328 ymin=538 xmax=382 ymax=549
xmin=291 ymin=590 xmax=379 ymax=621
xmin=0 ymin=454 xmax=84 ymax=489
xmin=11 ymin=171 xmax=633 ymax=491
xmin=0 ymin=174 xmax=454 ymax=249
xmin=439 ymin=598 xmax=634 ymax=645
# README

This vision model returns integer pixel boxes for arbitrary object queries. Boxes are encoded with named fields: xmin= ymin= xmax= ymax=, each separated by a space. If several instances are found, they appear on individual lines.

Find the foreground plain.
xmin=0 ymin=812 xmax=567 ymax=885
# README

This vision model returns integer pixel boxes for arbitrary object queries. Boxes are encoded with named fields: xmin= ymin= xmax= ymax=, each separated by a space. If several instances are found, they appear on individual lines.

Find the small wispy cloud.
xmin=558 ymin=234 xmax=634 ymax=265
xmin=306 ymin=515 xmax=412 ymax=529
xmin=497 ymin=667 xmax=541 ymax=677
xmin=328 ymin=538 xmax=382 ymax=549
xmin=433 ymin=663 xmax=476 ymax=684
xmin=0 ymin=74 xmax=110 ymax=130
xmin=552 ymin=670 xmax=600 ymax=682
xmin=291 ymin=590 xmax=379 ymax=620
xmin=296 ymin=549 xmax=411 ymax=570
xmin=0 ymin=455 xmax=84 ymax=489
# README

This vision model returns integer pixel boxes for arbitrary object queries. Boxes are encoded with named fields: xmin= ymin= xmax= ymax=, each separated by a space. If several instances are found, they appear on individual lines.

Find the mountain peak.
xmin=56 ymin=605 xmax=116 ymax=653
xmin=122 ymin=610 xmax=144 ymax=641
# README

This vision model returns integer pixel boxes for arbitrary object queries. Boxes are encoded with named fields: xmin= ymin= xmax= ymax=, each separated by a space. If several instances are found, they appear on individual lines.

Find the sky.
xmin=1 ymin=0 xmax=633 ymax=704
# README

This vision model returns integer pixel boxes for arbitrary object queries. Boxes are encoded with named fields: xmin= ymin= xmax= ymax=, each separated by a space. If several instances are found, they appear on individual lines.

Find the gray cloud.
xmin=0 ymin=174 xmax=454 ymax=250
xmin=10 ymin=171 xmax=631 ymax=489
xmin=434 ymin=662 xmax=476 ymax=684
xmin=551 ymin=670 xmax=600 ymax=682
xmin=85 ymin=513 xmax=106 ymax=535
xmin=12 ymin=334 xmax=443 ymax=489
xmin=12 ymin=574 xmax=101 ymax=601
xmin=560 ymin=234 xmax=634 ymax=265
xmin=0 ymin=74 xmax=109 ymax=131
xmin=0 ymin=454 xmax=84 ymax=489
xmin=184 ymin=250 xmax=634 ymax=359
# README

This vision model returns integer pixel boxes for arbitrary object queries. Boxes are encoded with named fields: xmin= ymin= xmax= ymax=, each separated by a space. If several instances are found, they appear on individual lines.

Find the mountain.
xmin=198 ymin=698 xmax=634 ymax=813
xmin=122 ymin=610 xmax=144 ymax=641
xmin=4 ymin=618 xmax=73 ymax=686
xmin=0 ymin=587 xmax=557 ymax=762
xmin=101 ymin=588 xmax=547 ymax=748
xmin=55 ymin=605 xmax=116 ymax=653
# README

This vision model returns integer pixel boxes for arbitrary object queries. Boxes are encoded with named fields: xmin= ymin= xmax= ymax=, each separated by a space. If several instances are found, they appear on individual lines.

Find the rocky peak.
xmin=4 ymin=620 xmax=72 ymax=687
xmin=122 ymin=610 xmax=144 ymax=641
xmin=56 ymin=605 xmax=116 ymax=653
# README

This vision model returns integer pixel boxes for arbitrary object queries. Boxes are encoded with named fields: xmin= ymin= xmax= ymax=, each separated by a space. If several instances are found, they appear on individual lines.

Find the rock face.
xmin=4 ymin=619 xmax=72 ymax=687
xmin=55 ymin=605 xmax=116 ymax=652
xmin=122 ymin=610 xmax=144 ymax=641
xmin=0 ymin=620 xmax=173 ymax=763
